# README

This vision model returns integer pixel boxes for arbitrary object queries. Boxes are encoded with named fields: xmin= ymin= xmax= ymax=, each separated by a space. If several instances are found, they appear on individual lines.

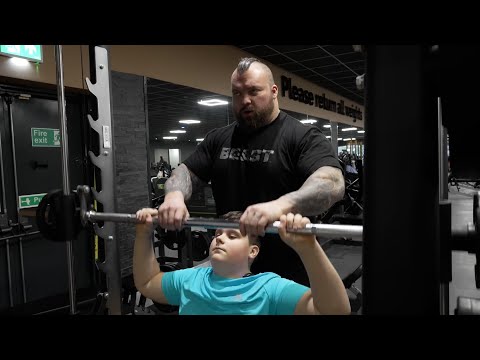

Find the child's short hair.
xmin=220 ymin=211 xmax=261 ymax=247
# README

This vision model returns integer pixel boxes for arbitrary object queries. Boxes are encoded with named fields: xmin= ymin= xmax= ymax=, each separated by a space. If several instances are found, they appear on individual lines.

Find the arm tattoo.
xmin=280 ymin=167 xmax=345 ymax=216
xmin=165 ymin=164 xmax=192 ymax=201
xmin=164 ymin=164 xmax=206 ymax=202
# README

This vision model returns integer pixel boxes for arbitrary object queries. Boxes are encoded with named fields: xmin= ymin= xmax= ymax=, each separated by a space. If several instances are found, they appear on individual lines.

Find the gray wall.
xmin=111 ymin=71 xmax=150 ymax=278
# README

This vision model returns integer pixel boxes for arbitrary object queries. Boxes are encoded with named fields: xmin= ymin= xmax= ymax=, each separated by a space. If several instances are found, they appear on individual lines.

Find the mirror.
xmin=146 ymin=77 xmax=365 ymax=175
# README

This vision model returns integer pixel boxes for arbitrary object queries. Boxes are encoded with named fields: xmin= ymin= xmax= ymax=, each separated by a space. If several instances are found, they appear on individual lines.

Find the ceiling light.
xmin=196 ymin=138 xmax=204 ymax=142
xmin=179 ymin=120 xmax=201 ymax=124
xmin=170 ymin=130 xmax=186 ymax=134
xmin=18 ymin=93 xmax=31 ymax=100
xmin=198 ymin=99 xmax=228 ymax=106
xmin=163 ymin=136 xmax=177 ymax=140
xmin=323 ymin=124 xmax=331 ymax=128
xmin=341 ymin=127 xmax=358 ymax=132
xmin=357 ymin=130 xmax=365 ymax=133
xmin=300 ymin=119 xmax=317 ymax=124
xmin=326 ymin=136 xmax=331 ymax=139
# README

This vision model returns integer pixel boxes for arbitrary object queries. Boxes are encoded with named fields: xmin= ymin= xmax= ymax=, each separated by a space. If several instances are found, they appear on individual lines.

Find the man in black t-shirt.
xmin=156 ymin=57 xmax=345 ymax=286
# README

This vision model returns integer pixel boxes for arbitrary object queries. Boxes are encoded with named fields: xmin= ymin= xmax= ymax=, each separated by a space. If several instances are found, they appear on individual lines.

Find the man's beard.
xmin=235 ymin=102 xmax=275 ymax=129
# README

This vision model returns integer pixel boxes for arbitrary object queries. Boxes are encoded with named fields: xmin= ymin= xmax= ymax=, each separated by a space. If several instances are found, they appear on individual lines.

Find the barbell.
xmin=37 ymin=185 xmax=363 ymax=241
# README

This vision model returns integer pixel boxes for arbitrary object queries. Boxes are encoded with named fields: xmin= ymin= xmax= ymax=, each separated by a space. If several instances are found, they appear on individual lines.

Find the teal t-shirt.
xmin=161 ymin=267 xmax=309 ymax=315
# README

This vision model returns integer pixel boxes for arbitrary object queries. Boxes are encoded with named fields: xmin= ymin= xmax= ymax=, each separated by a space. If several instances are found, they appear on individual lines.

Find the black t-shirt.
xmin=183 ymin=111 xmax=341 ymax=285
xmin=184 ymin=111 xmax=341 ymax=215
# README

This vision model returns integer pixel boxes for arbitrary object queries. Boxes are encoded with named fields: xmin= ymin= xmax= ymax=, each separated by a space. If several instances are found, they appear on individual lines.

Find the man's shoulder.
xmin=207 ymin=122 xmax=236 ymax=137
xmin=280 ymin=111 xmax=298 ymax=122
xmin=280 ymin=111 xmax=319 ymax=134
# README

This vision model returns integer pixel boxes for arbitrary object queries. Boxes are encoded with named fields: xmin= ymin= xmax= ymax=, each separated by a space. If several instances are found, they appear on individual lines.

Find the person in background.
xmin=157 ymin=156 xmax=171 ymax=178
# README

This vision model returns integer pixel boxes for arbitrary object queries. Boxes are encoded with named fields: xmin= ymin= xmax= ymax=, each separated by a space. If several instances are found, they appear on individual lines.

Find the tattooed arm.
xmin=280 ymin=166 xmax=345 ymax=215
xmin=158 ymin=164 xmax=207 ymax=230
xmin=164 ymin=164 xmax=192 ymax=201
xmin=240 ymin=166 xmax=345 ymax=236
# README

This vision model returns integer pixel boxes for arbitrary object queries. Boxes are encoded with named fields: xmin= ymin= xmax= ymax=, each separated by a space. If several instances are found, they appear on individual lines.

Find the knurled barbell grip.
xmin=85 ymin=211 xmax=362 ymax=240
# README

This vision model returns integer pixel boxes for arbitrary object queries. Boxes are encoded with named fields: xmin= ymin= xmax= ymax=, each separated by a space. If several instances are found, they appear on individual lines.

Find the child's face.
xmin=209 ymin=228 xmax=253 ymax=265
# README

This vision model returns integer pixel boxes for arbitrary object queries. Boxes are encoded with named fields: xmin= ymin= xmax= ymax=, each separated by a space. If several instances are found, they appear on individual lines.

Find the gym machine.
xmin=44 ymin=44 xmax=480 ymax=315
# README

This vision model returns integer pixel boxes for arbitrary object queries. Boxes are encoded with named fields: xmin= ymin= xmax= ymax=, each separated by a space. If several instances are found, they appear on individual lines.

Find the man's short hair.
xmin=236 ymin=57 xmax=275 ymax=87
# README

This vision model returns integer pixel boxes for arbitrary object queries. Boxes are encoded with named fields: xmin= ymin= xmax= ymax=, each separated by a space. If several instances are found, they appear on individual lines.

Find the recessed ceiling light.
xmin=170 ymin=130 xmax=186 ymax=134
xmin=163 ymin=136 xmax=177 ymax=140
xmin=198 ymin=99 xmax=228 ymax=106
xmin=196 ymin=138 xmax=204 ymax=142
xmin=341 ymin=127 xmax=358 ymax=131
xmin=179 ymin=120 xmax=201 ymax=124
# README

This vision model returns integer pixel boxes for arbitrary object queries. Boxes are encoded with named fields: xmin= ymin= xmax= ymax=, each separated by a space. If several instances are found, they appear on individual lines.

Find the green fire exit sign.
xmin=19 ymin=193 xmax=46 ymax=209
xmin=0 ymin=45 xmax=42 ymax=62
xmin=31 ymin=128 xmax=60 ymax=147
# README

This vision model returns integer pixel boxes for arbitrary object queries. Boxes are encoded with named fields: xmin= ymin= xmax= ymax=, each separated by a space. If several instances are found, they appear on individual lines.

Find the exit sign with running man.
xmin=0 ymin=45 xmax=43 ymax=62
xmin=19 ymin=193 xmax=46 ymax=209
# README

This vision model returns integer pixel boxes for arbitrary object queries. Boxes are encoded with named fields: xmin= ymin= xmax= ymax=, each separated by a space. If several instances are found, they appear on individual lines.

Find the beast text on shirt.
xmin=219 ymin=147 xmax=275 ymax=163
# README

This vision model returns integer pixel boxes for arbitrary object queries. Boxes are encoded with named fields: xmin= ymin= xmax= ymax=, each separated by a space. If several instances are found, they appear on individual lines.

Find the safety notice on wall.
xmin=31 ymin=128 xmax=60 ymax=147
xmin=19 ymin=193 xmax=46 ymax=209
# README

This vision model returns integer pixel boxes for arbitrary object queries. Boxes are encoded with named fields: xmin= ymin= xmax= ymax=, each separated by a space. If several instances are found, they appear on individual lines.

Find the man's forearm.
xmin=297 ymin=242 xmax=350 ymax=314
xmin=277 ymin=167 xmax=345 ymax=215
xmin=133 ymin=230 xmax=160 ymax=291
xmin=165 ymin=164 xmax=193 ymax=202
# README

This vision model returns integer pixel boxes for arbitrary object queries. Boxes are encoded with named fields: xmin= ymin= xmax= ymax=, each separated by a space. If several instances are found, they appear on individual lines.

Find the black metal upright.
xmin=363 ymin=45 xmax=440 ymax=314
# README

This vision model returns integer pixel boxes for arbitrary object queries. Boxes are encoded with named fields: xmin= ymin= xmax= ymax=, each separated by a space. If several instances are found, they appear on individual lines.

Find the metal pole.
xmin=438 ymin=97 xmax=449 ymax=315
xmin=438 ymin=98 xmax=448 ymax=201
xmin=7 ymin=96 xmax=20 ymax=217
xmin=82 ymin=210 xmax=363 ymax=240
xmin=5 ymin=239 xmax=13 ymax=307
xmin=0 ymin=125 xmax=7 ymax=213
xmin=18 ymin=238 xmax=27 ymax=303
xmin=330 ymin=121 xmax=338 ymax=151
xmin=55 ymin=45 xmax=77 ymax=315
